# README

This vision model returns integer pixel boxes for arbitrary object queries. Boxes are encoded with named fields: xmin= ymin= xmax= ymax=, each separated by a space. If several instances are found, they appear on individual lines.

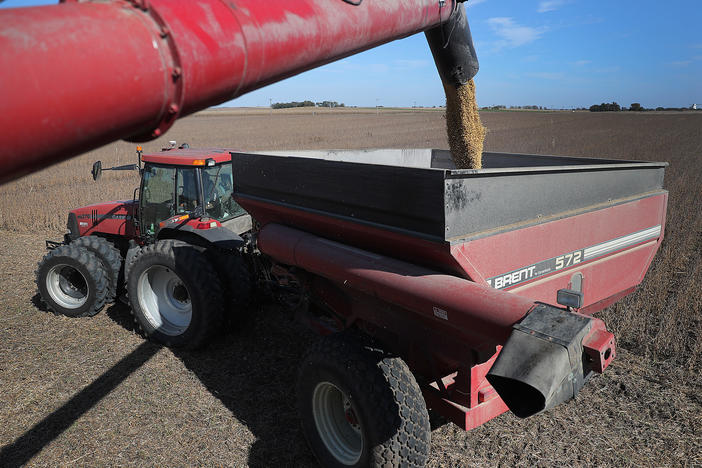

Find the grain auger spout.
xmin=426 ymin=3 xmax=486 ymax=169
xmin=0 ymin=0 xmax=476 ymax=184
xmin=487 ymin=305 xmax=616 ymax=418
xmin=425 ymin=2 xmax=479 ymax=88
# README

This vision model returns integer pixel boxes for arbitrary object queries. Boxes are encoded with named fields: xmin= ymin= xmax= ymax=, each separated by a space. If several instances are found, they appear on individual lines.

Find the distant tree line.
xmin=510 ymin=105 xmax=542 ymax=110
xmin=590 ymin=102 xmax=698 ymax=112
xmin=271 ymin=100 xmax=345 ymax=109
xmin=479 ymin=105 xmax=568 ymax=111
xmin=653 ymin=106 xmax=697 ymax=111
xmin=589 ymin=102 xmax=622 ymax=112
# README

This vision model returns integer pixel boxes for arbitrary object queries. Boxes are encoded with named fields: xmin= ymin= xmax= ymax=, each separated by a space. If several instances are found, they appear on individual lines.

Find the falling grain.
xmin=444 ymin=79 xmax=486 ymax=169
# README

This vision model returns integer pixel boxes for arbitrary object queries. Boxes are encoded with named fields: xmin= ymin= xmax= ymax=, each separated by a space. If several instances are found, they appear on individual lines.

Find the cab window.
xmin=176 ymin=167 xmax=199 ymax=214
xmin=202 ymin=162 xmax=246 ymax=221
xmin=141 ymin=165 xmax=176 ymax=235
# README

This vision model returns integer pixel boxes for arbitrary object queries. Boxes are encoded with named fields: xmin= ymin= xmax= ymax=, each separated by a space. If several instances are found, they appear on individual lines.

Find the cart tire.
xmin=126 ymin=239 xmax=223 ymax=349
xmin=72 ymin=235 xmax=122 ymax=302
xmin=297 ymin=335 xmax=430 ymax=468
xmin=35 ymin=244 xmax=109 ymax=317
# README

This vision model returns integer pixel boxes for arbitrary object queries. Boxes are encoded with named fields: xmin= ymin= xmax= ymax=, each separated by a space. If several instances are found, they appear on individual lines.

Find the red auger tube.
xmin=0 ymin=0 xmax=461 ymax=184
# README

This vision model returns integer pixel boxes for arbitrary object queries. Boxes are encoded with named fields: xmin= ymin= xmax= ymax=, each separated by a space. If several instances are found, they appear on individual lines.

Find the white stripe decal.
xmin=583 ymin=226 xmax=661 ymax=260
xmin=487 ymin=225 xmax=661 ymax=290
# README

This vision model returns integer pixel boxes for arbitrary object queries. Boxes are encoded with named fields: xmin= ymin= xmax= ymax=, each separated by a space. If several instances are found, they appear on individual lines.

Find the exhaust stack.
xmin=487 ymin=305 xmax=616 ymax=418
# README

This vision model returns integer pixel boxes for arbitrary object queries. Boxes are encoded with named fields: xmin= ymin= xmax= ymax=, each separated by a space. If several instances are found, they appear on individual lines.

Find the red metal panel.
xmin=582 ymin=321 xmax=616 ymax=373
xmin=422 ymin=387 xmax=509 ymax=431
xmin=238 ymin=192 xmax=668 ymax=313
xmin=422 ymin=348 xmax=510 ymax=431
xmin=0 ymin=0 xmax=457 ymax=184
xmin=511 ymin=241 xmax=658 ymax=311
xmin=455 ymin=193 xmax=667 ymax=311
xmin=141 ymin=148 xmax=233 ymax=166
xmin=71 ymin=200 xmax=137 ymax=238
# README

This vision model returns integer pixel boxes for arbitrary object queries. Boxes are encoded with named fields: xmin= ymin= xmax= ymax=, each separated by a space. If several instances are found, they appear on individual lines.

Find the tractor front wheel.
xmin=35 ymin=244 xmax=109 ymax=317
xmin=126 ymin=240 xmax=223 ymax=349
xmin=71 ymin=235 xmax=123 ymax=302
xmin=297 ymin=335 xmax=431 ymax=468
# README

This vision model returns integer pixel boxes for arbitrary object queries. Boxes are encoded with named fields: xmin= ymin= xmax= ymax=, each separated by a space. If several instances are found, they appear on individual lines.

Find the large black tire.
xmin=126 ymin=240 xmax=224 ymax=349
xmin=297 ymin=335 xmax=431 ymax=468
xmin=35 ymin=244 xmax=109 ymax=317
xmin=71 ymin=236 xmax=122 ymax=302
xmin=210 ymin=251 xmax=253 ymax=326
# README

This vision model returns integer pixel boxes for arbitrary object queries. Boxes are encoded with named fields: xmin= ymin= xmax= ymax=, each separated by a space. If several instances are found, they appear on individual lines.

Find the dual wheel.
xmin=37 ymin=237 xmax=251 ymax=350
xmin=126 ymin=239 xmax=251 ymax=349
xmin=35 ymin=236 xmax=120 ymax=317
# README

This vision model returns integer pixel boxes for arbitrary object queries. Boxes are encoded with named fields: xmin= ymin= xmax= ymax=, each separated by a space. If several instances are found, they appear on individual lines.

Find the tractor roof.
xmin=141 ymin=148 xmax=232 ymax=166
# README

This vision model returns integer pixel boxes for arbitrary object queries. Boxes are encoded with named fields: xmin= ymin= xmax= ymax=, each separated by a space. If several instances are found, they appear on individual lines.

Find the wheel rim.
xmin=137 ymin=265 xmax=191 ymax=336
xmin=46 ymin=264 xmax=88 ymax=309
xmin=312 ymin=382 xmax=363 ymax=465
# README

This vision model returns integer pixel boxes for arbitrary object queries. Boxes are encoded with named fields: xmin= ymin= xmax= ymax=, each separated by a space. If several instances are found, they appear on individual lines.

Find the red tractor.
xmin=36 ymin=144 xmax=253 ymax=349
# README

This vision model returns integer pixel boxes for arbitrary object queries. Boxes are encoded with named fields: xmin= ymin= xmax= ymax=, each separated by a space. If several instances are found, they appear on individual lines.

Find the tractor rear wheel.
xmin=126 ymin=240 xmax=223 ymax=349
xmin=72 ymin=235 xmax=122 ymax=302
xmin=36 ymin=244 xmax=109 ymax=317
xmin=210 ymin=251 xmax=253 ymax=328
xmin=297 ymin=335 xmax=430 ymax=468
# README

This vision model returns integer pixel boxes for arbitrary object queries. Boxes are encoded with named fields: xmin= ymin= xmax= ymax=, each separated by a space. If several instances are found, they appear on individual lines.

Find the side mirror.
xmin=92 ymin=161 xmax=102 ymax=181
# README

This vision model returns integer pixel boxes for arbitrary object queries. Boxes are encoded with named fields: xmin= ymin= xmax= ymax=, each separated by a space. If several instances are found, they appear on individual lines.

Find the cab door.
xmin=140 ymin=164 xmax=176 ymax=237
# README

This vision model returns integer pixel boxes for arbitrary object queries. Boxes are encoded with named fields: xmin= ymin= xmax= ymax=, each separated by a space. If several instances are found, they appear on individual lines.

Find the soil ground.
xmin=1 ymin=109 xmax=700 ymax=467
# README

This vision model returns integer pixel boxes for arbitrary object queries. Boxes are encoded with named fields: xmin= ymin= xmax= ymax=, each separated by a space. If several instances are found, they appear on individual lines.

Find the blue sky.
xmin=3 ymin=0 xmax=700 ymax=108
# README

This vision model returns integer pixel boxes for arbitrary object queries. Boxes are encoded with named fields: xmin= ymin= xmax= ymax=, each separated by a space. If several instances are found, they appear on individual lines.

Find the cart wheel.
xmin=297 ymin=335 xmax=430 ymax=468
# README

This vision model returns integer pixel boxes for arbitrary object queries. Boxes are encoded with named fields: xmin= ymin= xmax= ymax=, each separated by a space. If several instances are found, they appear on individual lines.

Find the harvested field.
xmin=1 ymin=109 xmax=701 ymax=467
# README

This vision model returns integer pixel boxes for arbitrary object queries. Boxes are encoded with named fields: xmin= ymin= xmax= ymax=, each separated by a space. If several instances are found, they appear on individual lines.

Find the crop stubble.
xmin=0 ymin=109 xmax=700 ymax=467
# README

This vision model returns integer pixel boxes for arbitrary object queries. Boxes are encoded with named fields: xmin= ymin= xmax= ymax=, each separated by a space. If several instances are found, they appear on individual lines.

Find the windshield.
xmin=202 ymin=162 xmax=246 ymax=221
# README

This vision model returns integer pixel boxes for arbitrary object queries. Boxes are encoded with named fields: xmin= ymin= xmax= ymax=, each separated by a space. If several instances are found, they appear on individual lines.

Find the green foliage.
xmin=271 ymin=100 xmax=344 ymax=109
xmin=589 ymin=102 xmax=621 ymax=112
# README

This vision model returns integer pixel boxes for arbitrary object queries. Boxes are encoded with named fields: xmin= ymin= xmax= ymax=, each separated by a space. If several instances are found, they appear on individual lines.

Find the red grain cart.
xmin=229 ymin=148 xmax=666 ymax=465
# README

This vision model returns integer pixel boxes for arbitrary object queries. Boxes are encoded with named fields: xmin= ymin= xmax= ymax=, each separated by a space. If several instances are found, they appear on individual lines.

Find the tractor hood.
xmin=68 ymin=200 xmax=137 ymax=240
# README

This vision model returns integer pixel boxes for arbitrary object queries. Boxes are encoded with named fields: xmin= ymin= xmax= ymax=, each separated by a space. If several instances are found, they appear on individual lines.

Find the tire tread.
xmin=72 ymin=236 xmax=122 ymax=302
xmin=35 ymin=244 xmax=108 ymax=317
xmin=298 ymin=335 xmax=430 ymax=467
xmin=126 ymin=239 xmax=224 ymax=348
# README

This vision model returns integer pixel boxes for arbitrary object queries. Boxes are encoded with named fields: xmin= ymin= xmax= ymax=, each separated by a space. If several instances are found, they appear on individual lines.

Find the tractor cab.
xmin=88 ymin=144 xmax=251 ymax=242
xmin=138 ymin=147 xmax=247 ymax=237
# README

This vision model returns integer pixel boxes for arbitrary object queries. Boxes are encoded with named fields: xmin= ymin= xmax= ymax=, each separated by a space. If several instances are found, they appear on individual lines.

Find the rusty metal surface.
xmin=0 ymin=0 xmax=457 ymax=184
